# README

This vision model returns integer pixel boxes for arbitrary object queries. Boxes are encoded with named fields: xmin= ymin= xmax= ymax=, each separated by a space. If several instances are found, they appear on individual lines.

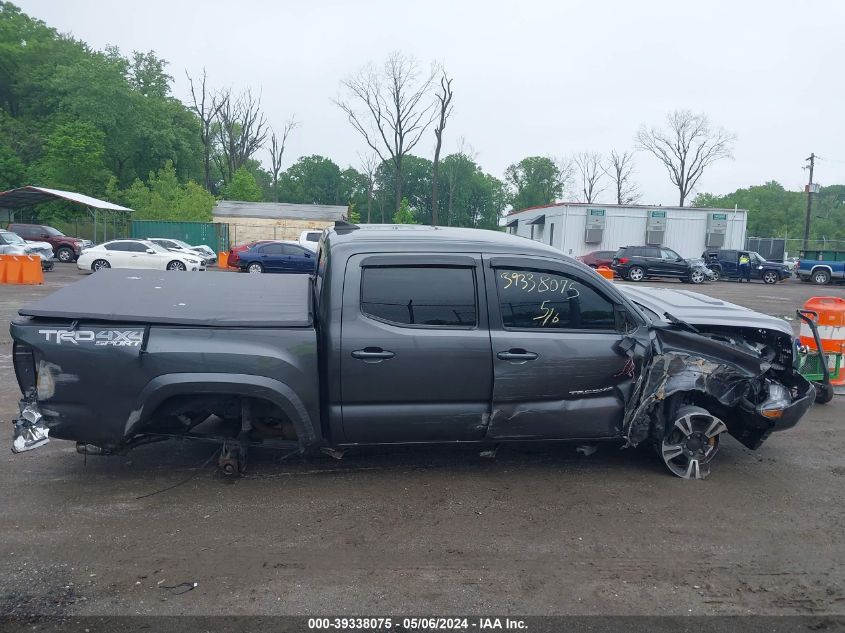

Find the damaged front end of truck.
xmin=621 ymin=322 xmax=815 ymax=479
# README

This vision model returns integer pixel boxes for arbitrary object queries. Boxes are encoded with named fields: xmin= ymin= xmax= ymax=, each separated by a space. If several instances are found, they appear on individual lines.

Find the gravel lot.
xmin=1 ymin=266 xmax=844 ymax=618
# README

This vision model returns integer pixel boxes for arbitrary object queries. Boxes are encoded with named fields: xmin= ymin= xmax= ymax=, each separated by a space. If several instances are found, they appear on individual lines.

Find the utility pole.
xmin=802 ymin=153 xmax=815 ymax=252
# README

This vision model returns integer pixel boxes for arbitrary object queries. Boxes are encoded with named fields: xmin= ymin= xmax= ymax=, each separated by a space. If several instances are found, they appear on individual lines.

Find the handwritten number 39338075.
xmin=499 ymin=271 xmax=581 ymax=298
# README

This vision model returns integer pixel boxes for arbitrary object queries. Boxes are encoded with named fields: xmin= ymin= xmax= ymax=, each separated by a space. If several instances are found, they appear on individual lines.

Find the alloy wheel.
xmin=763 ymin=271 xmax=778 ymax=284
xmin=91 ymin=259 xmax=110 ymax=271
xmin=628 ymin=266 xmax=645 ymax=282
xmin=248 ymin=263 xmax=263 ymax=274
xmin=813 ymin=270 xmax=830 ymax=285
xmin=661 ymin=406 xmax=727 ymax=479
xmin=690 ymin=270 xmax=705 ymax=284
xmin=168 ymin=261 xmax=187 ymax=271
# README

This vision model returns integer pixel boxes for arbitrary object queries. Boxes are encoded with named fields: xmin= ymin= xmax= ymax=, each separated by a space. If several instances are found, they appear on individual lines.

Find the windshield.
xmin=44 ymin=227 xmax=64 ymax=237
xmin=145 ymin=242 xmax=170 ymax=254
xmin=751 ymin=251 xmax=766 ymax=262
xmin=1 ymin=231 xmax=26 ymax=245
xmin=171 ymin=239 xmax=192 ymax=249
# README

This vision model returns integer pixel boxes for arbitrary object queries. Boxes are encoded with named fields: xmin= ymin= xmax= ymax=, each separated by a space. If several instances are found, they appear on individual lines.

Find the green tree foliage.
xmin=392 ymin=197 xmax=418 ymax=224
xmin=30 ymin=120 xmax=110 ymax=194
xmin=504 ymin=156 xmax=564 ymax=211
xmin=693 ymin=181 xmax=845 ymax=242
xmin=222 ymin=166 xmax=263 ymax=202
xmin=279 ymin=155 xmax=342 ymax=204
xmin=116 ymin=161 xmax=215 ymax=221
xmin=0 ymin=2 xmax=202 ymax=197
xmin=440 ymin=153 xmax=506 ymax=229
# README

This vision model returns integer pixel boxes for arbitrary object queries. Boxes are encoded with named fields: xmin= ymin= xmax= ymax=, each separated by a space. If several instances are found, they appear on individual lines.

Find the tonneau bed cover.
xmin=18 ymin=269 xmax=312 ymax=327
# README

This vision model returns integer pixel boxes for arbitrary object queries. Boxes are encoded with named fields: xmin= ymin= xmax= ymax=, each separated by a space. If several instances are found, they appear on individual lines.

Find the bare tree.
xmin=213 ymin=88 xmax=269 ymax=185
xmin=430 ymin=71 xmax=454 ymax=226
xmin=636 ymin=110 xmax=735 ymax=206
xmin=442 ymin=137 xmax=475 ymax=227
xmin=186 ymin=68 xmax=225 ymax=192
xmin=604 ymin=150 xmax=641 ymax=205
xmin=358 ymin=153 xmax=378 ymax=223
xmin=268 ymin=116 xmax=299 ymax=202
xmin=336 ymin=52 xmax=438 ymax=214
xmin=573 ymin=152 xmax=605 ymax=203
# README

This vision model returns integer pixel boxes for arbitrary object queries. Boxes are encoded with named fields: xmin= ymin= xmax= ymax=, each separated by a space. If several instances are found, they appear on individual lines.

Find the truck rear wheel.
xmin=812 ymin=269 xmax=831 ymax=285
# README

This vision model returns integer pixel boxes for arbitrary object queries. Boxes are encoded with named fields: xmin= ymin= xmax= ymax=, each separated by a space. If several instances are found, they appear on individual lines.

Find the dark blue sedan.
xmin=238 ymin=241 xmax=316 ymax=274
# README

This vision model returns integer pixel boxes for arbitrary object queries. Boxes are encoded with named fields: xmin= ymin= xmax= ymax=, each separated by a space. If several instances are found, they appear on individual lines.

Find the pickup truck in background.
xmin=10 ymin=224 xmax=815 ymax=480
xmin=8 ymin=222 xmax=93 ymax=263
xmin=796 ymin=250 xmax=845 ymax=285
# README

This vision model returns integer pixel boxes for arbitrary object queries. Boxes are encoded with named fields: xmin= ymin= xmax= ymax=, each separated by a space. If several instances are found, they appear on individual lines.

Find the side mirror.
xmin=146 ymin=248 xmax=156 ymax=254
xmin=614 ymin=305 xmax=639 ymax=334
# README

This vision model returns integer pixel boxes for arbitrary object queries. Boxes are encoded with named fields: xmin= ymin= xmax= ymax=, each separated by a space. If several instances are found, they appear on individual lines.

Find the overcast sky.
xmin=16 ymin=0 xmax=845 ymax=205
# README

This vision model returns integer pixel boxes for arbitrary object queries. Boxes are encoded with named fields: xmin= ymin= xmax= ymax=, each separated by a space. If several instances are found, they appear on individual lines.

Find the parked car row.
xmin=572 ymin=246 xmax=792 ymax=285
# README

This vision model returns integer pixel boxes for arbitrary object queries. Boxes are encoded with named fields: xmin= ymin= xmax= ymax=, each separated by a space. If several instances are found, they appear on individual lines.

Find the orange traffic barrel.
xmin=799 ymin=296 xmax=845 ymax=388
xmin=596 ymin=266 xmax=614 ymax=280
xmin=218 ymin=251 xmax=228 ymax=268
xmin=799 ymin=297 xmax=845 ymax=354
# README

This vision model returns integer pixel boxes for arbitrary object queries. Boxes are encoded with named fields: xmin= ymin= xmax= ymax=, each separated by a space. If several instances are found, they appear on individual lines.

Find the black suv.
xmin=612 ymin=246 xmax=704 ymax=284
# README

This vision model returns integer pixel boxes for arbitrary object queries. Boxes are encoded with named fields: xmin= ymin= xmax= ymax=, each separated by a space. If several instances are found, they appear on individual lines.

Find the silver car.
xmin=0 ymin=229 xmax=55 ymax=271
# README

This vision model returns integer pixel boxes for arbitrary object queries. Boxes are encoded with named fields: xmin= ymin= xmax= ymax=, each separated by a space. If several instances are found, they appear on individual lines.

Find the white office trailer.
xmin=505 ymin=203 xmax=748 ymax=259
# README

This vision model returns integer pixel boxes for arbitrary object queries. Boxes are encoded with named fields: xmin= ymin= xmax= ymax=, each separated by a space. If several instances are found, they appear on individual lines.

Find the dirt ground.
xmin=1 ymin=266 xmax=844 ymax=618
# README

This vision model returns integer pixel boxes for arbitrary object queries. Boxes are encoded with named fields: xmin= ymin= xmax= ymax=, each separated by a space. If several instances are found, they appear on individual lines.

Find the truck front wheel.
xmin=56 ymin=247 xmax=75 ymax=263
xmin=660 ymin=405 xmax=727 ymax=479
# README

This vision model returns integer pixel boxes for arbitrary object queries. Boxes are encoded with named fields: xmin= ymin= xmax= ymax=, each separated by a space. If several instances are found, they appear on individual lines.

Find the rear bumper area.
xmin=11 ymin=401 xmax=50 ymax=453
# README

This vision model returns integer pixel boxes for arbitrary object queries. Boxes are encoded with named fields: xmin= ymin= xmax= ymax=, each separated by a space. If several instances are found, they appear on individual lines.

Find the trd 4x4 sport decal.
xmin=39 ymin=329 xmax=143 ymax=347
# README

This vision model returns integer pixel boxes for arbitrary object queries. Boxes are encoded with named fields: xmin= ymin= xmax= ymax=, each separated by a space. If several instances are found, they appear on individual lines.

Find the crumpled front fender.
xmin=622 ymin=327 xmax=810 ymax=449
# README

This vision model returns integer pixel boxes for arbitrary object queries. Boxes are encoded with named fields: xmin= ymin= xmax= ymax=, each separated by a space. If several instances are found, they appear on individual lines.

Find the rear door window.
xmin=361 ymin=267 xmax=477 ymax=328
xmin=260 ymin=244 xmax=285 ymax=255
xmin=495 ymin=269 xmax=615 ymax=330
xmin=105 ymin=242 xmax=131 ymax=251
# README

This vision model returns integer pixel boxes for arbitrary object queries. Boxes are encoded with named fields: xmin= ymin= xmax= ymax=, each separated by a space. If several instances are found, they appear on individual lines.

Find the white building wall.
xmin=509 ymin=204 xmax=747 ymax=259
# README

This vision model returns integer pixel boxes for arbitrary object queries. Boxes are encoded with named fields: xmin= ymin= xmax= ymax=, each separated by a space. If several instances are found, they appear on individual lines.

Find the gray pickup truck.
xmin=10 ymin=224 xmax=815 ymax=479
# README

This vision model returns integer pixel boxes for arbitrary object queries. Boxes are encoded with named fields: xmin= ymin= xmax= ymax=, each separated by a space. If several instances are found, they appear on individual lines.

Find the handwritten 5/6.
xmin=499 ymin=270 xmax=581 ymax=298
xmin=534 ymin=300 xmax=561 ymax=326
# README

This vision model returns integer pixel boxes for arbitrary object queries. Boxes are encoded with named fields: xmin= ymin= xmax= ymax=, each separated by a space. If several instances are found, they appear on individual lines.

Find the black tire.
xmin=815 ymin=382 xmax=835 ymax=404
xmin=56 ymin=247 xmax=75 ymax=263
xmin=762 ymin=270 xmax=779 ymax=284
xmin=91 ymin=259 xmax=110 ymax=271
xmin=708 ymin=266 xmax=721 ymax=281
xmin=247 ymin=262 xmax=264 ymax=274
xmin=812 ymin=269 xmax=831 ymax=285
xmin=689 ymin=269 xmax=705 ymax=284
xmin=660 ymin=404 xmax=727 ymax=479
xmin=41 ymin=261 xmax=54 ymax=272
xmin=627 ymin=265 xmax=645 ymax=282
xmin=167 ymin=260 xmax=187 ymax=271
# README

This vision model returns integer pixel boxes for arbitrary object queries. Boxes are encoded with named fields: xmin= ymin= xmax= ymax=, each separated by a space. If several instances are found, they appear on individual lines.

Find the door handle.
xmin=351 ymin=348 xmax=395 ymax=361
xmin=497 ymin=349 xmax=538 ymax=361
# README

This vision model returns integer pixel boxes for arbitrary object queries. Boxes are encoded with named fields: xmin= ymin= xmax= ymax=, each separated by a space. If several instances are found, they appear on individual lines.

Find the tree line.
xmin=1 ymin=2 xmax=840 ymax=241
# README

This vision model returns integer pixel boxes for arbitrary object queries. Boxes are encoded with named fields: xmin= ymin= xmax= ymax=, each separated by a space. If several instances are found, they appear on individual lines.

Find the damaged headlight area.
xmin=12 ymin=401 xmax=50 ymax=453
xmin=623 ymin=326 xmax=816 ymax=462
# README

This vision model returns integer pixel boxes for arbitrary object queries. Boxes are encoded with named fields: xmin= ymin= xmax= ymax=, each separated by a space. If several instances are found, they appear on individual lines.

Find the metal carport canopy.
xmin=0 ymin=186 xmax=131 ymax=212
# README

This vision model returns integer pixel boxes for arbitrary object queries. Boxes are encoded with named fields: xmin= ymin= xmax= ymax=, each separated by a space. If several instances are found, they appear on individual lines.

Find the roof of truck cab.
xmin=326 ymin=225 xmax=570 ymax=259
